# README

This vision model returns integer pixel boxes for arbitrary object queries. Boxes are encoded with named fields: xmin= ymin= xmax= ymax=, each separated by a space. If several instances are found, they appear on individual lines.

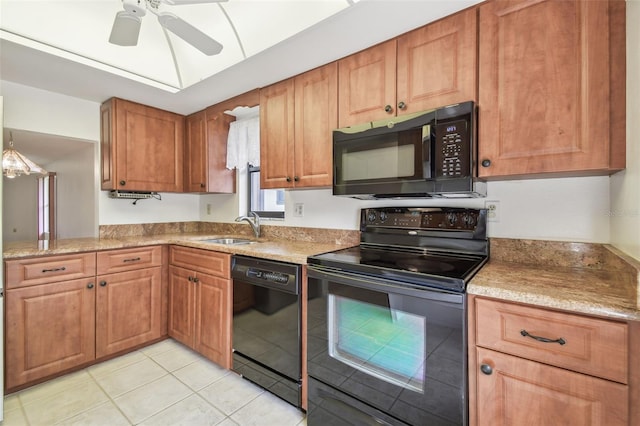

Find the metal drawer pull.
xmin=123 ymin=257 xmax=141 ymax=263
xmin=42 ymin=267 xmax=66 ymax=273
xmin=520 ymin=329 xmax=566 ymax=345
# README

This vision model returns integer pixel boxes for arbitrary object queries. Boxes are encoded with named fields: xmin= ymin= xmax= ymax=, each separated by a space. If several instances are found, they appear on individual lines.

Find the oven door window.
xmin=328 ymin=294 xmax=425 ymax=393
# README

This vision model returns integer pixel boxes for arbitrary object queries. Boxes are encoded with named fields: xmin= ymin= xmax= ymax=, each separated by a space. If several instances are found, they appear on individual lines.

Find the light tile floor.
xmin=2 ymin=339 xmax=307 ymax=426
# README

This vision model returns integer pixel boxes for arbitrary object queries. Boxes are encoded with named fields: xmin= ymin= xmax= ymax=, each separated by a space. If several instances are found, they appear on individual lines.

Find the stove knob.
xmin=379 ymin=212 xmax=388 ymax=222
xmin=462 ymin=213 xmax=476 ymax=227
xmin=446 ymin=212 xmax=458 ymax=226
xmin=367 ymin=211 xmax=377 ymax=222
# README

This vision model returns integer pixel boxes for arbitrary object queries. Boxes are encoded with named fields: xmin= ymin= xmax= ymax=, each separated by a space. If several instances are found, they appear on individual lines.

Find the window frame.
xmin=247 ymin=164 xmax=285 ymax=219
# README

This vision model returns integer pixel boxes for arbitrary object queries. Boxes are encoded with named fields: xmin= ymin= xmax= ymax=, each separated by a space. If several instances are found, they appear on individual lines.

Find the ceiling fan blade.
xmin=157 ymin=12 xmax=223 ymax=55
xmin=162 ymin=0 xmax=228 ymax=5
xmin=109 ymin=11 xmax=142 ymax=46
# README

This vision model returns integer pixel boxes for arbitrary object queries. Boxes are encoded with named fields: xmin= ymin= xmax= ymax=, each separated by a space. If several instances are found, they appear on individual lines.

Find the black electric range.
xmin=306 ymin=207 xmax=489 ymax=426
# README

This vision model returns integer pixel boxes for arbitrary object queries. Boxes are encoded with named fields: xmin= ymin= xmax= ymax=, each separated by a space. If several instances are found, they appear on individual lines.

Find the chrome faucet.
xmin=235 ymin=212 xmax=260 ymax=238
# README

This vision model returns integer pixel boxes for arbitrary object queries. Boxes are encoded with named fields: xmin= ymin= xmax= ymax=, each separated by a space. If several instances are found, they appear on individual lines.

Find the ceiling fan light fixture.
xmin=2 ymin=133 xmax=48 ymax=179
xmin=109 ymin=11 xmax=142 ymax=46
xmin=157 ymin=12 xmax=223 ymax=55
xmin=123 ymin=0 xmax=147 ymax=17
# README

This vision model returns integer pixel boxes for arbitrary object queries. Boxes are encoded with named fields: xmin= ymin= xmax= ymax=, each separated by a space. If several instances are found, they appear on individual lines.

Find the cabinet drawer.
xmin=97 ymin=246 xmax=162 ymax=275
xmin=5 ymin=253 xmax=96 ymax=289
xmin=475 ymin=298 xmax=628 ymax=384
xmin=170 ymin=246 xmax=230 ymax=278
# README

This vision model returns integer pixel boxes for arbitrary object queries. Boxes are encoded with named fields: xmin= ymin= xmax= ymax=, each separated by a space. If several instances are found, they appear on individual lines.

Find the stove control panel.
xmin=362 ymin=207 xmax=485 ymax=231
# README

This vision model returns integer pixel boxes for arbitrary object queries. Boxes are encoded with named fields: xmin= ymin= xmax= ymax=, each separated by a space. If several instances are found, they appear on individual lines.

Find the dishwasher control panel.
xmin=231 ymin=255 xmax=301 ymax=294
xmin=246 ymin=268 xmax=291 ymax=284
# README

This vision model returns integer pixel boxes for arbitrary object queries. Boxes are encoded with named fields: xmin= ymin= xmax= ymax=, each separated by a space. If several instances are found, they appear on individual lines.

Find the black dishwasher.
xmin=231 ymin=255 xmax=302 ymax=408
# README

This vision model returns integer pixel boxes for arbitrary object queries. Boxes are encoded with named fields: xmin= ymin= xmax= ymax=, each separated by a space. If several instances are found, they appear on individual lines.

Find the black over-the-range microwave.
xmin=333 ymin=101 xmax=486 ymax=199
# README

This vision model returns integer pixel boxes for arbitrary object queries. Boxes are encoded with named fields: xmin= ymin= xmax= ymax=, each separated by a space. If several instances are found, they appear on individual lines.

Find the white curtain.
xmin=226 ymin=116 xmax=260 ymax=170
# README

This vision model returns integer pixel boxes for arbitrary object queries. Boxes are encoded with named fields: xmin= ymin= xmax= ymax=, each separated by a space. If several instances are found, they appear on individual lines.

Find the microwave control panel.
xmin=434 ymin=120 xmax=470 ymax=179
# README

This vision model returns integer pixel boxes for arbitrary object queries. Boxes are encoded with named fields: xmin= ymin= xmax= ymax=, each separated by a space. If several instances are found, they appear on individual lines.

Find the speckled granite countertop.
xmin=3 ymin=223 xmax=361 ymax=265
xmin=468 ymin=239 xmax=640 ymax=321
xmin=5 ymin=224 xmax=639 ymax=321
xmin=2 ymin=234 xmax=354 ymax=265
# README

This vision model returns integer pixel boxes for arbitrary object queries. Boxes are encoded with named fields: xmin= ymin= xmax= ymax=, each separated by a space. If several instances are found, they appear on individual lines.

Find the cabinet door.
xmin=293 ymin=63 xmax=337 ymax=188
xmin=478 ymin=0 xmax=618 ymax=178
xmin=195 ymin=273 xmax=232 ymax=368
xmin=95 ymin=268 xmax=162 ymax=358
xmin=184 ymin=110 xmax=208 ymax=192
xmin=168 ymin=265 xmax=196 ymax=347
xmin=337 ymin=39 xmax=396 ymax=127
xmin=260 ymin=79 xmax=295 ymax=189
xmin=204 ymin=108 xmax=236 ymax=193
xmin=5 ymin=279 xmax=96 ymax=391
xmin=396 ymin=8 xmax=477 ymax=113
xmin=475 ymin=347 xmax=628 ymax=426
xmin=106 ymin=98 xmax=184 ymax=192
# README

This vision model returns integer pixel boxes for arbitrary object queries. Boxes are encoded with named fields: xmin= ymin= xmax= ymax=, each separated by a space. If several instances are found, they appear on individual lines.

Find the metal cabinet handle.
xmin=480 ymin=364 xmax=493 ymax=375
xmin=188 ymin=276 xmax=193 ymax=282
xmin=481 ymin=159 xmax=491 ymax=168
xmin=119 ymin=180 xmax=126 ymax=186
xmin=42 ymin=267 xmax=66 ymax=273
xmin=100 ymin=281 xmax=107 ymax=287
xmin=294 ymin=176 xmax=299 ymax=182
xmin=397 ymin=101 xmax=406 ymax=110
xmin=87 ymin=283 xmax=94 ymax=289
xmin=193 ymin=277 xmax=200 ymax=283
xmin=384 ymin=104 xmax=393 ymax=113
xmin=286 ymin=176 xmax=292 ymax=182
xmin=123 ymin=257 xmax=141 ymax=263
xmin=520 ymin=329 xmax=566 ymax=345
xmin=200 ymin=183 xmax=205 ymax=188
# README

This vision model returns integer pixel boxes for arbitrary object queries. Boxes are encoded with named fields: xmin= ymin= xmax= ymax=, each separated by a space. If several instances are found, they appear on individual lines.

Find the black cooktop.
xmin=308 ymin=245 xmax=487 ymax=292
xmin=308 ymin=207 xmax=489 ymax=292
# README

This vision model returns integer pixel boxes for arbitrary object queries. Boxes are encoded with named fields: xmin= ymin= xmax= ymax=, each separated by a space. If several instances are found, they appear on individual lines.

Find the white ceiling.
xmin=0 ymin=0 xmax=482 ymax=116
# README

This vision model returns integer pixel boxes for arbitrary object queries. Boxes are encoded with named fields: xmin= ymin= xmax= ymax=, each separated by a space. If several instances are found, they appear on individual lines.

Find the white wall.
xmin=48 ymin=145 xmax=96 ymax=239
xmin=0 ymin=81 xmax=201 ymax=228
xmin=2 ymin=175 xmax=37 ymax=242
xmin=610 ymin=1 xmax=640 ymax=261
xmin=270 ymin=176 xmax=611 ymax=243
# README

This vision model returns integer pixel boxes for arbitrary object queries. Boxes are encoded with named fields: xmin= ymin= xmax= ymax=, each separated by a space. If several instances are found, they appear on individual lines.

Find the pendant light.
xmin=2 ymin=132 xmax=48 ymax=179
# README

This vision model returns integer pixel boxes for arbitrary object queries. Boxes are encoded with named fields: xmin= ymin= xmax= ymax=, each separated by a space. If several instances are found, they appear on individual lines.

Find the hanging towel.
xmin=226 ymin=116 xmax=260 ymax=170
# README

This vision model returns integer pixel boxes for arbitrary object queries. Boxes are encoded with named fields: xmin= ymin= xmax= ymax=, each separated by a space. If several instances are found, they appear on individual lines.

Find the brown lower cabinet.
xmin=469 ymin=295 xmax=630 ymax=426
xmin=95 ymin=268 xmax=162 ymax=358
xmin=4 ymin=246 xmax=164 ymax=392
xmin=5 ymin=278 xmax=97 ymax=391
xmin=168 ymin=246 xmax=232 ymax=368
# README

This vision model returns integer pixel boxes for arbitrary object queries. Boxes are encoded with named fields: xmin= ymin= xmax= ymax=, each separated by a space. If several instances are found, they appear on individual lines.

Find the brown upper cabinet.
xmin=101 ymin=98 xmax=184 ymax=192
xmin=477 ymin=0 xmax=626 ymax=178
xmin=260 ymin=62 xmax=337 ymax=189
xmin=337 ymin=8 xmax=478 ymax=128
xmin=184 ymin=89 xmax=259 ymax=193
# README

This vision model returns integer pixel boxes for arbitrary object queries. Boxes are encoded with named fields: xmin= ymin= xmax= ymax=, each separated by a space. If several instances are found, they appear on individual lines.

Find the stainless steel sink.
xmin=201 ymin=238 xmax=256 ymax=245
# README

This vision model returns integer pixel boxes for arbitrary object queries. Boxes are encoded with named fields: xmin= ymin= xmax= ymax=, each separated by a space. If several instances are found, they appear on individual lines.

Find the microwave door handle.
xmin=422 ymin=126 xmax=432 ymax=179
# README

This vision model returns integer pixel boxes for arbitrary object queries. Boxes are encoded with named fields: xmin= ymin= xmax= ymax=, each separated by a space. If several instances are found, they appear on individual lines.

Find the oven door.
xmin=307 ymin=266 xmax=466 ymax=426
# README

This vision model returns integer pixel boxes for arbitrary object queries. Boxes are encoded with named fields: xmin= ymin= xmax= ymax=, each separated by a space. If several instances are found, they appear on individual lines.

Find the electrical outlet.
xmin=485 ymin=200 xmax=500 ymax=222
xmin=294 ymin=203 xmax=304 ymax=217
xmin=206 ymin=204 xmax=212 ymax=215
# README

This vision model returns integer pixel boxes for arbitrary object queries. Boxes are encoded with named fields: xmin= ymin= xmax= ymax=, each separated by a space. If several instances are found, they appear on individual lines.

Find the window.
xmin=248 ymin=165 xmax=285 ymax=218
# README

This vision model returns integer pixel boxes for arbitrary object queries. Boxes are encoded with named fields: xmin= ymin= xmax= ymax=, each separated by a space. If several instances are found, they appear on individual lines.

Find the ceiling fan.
xmin=109 ymin=0 xmax=226 ymax=55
